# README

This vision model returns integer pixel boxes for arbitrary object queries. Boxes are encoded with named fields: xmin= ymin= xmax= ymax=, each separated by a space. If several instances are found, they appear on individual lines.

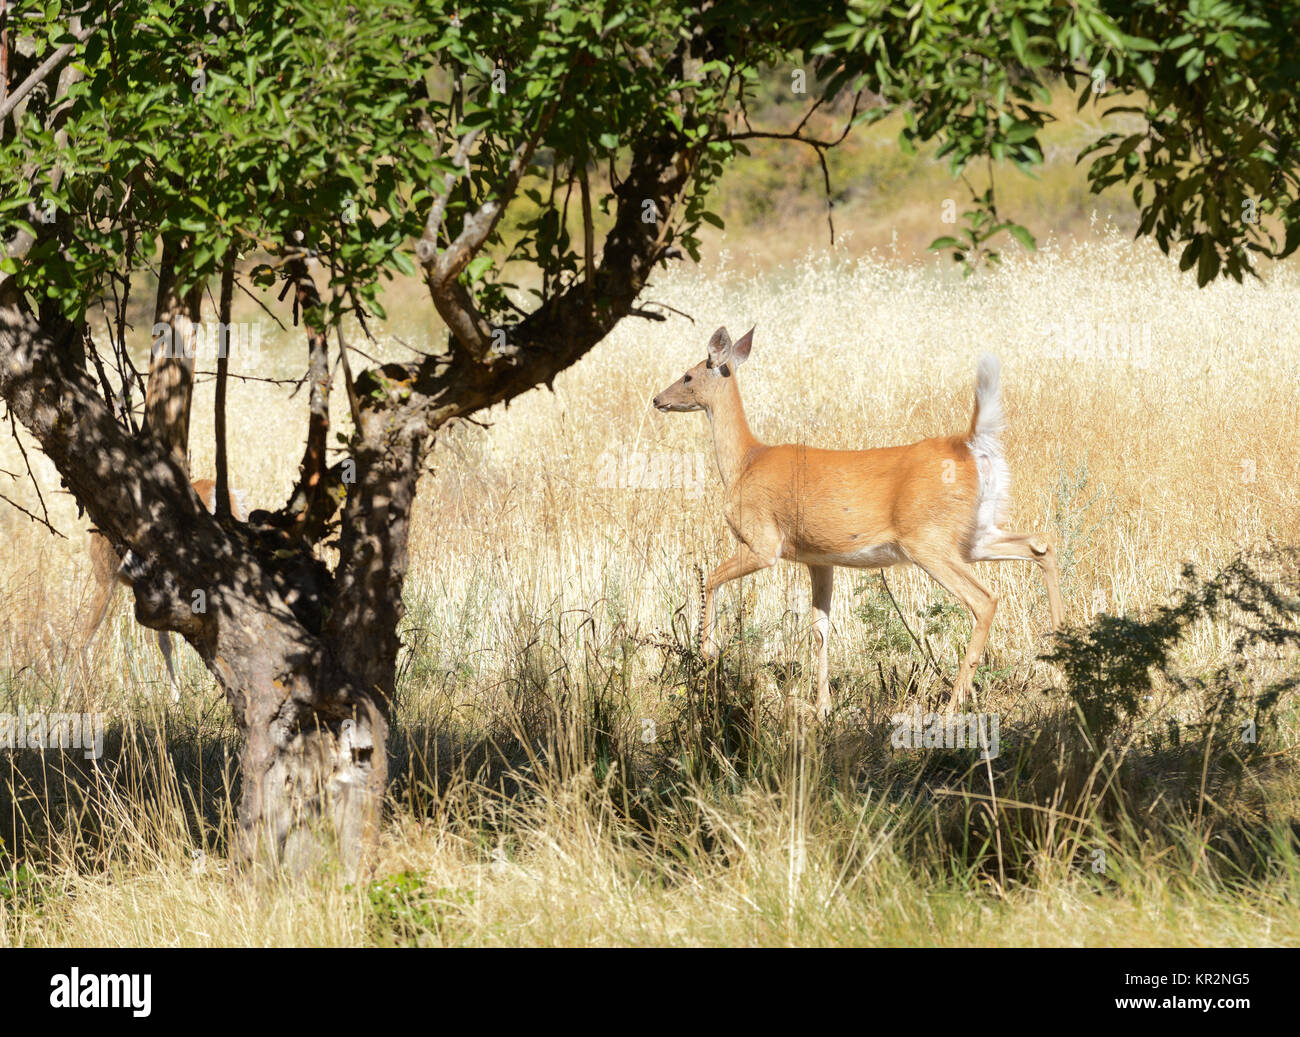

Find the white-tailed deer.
xmin=653 ymin=326 xmax=1064 ymax=717
xmin=83 ymin=477 xmax=248 ymax=702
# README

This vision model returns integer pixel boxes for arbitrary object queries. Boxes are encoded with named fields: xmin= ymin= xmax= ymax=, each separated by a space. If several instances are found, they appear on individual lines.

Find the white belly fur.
xmin=794 ymin=543 xmax=906 ymax=569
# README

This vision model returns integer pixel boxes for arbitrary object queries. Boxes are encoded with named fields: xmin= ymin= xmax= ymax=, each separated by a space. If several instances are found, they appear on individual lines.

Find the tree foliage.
xmin=822 ymin=0 xmax=1300 ymax=281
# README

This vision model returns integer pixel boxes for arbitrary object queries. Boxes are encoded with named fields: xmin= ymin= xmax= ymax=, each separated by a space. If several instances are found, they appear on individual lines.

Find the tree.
xmin=0 ymin=0 xmax=820 ymax=872
xmin=2 ymin=0 xmax=1297 ymax=872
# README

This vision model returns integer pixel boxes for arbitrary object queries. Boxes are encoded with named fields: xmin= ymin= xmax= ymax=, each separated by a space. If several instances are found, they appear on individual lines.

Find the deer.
xmin=83 ymin=477 xmax=249 ymax=702
xmin=652 ymin=325 xmax=1065 ymax=718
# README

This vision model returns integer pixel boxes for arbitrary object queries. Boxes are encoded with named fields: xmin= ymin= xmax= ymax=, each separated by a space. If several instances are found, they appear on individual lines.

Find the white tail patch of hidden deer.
xmin=82 ymin=478 xmax=248 ymax=703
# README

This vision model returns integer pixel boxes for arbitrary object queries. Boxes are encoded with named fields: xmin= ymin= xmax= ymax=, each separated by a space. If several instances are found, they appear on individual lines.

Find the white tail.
xmin=653 ymin=328 xmax=1065 ymax=716
xmin=82 ymin=478 xmax=249 ymax=702
xmin=971 ymin=352 xmax=1004 ymax=440
xmin=968 ymin=353 xmax=1011 ymax=552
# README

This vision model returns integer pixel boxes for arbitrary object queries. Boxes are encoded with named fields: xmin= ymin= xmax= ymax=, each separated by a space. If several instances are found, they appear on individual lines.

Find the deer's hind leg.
xmin=809 ymin=564 xmax=833 ymax=718
xmin=156 ymin=631 xmax=180 ymax=703
xmin=907 ymin=547 xmax=999 ymax=709
xmin=971 ymin=531 xmax=1064 ymax=629
xmin=83 ymin=533 xmax=121 ymax=646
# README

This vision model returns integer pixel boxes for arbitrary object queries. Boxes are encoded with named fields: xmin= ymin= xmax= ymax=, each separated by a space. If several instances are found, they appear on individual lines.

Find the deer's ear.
xmin=706 ymin=326 xmax=732 ymax=366
xmin=731 ymin=325 xmax=755 ymax=365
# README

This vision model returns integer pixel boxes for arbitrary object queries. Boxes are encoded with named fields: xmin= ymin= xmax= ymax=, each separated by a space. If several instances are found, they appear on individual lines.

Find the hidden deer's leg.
xmin=82 ymin=533 xmax=121 ymax=647
xmin=156 ymin=630 xmax=179 ymax=703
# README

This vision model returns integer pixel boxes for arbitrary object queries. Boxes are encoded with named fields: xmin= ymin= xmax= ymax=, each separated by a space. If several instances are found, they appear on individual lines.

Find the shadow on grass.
xmin=3 ymin=549 xmax=1298 ymax=898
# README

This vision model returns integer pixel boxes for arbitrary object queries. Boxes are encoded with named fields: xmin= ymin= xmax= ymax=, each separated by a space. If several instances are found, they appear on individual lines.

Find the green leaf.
xmin=390 ymin=250 xmax=416 ymax=277
xmin=1197 ymin=240 xmax=1220 ymax=285
xmin=1007 ymin=224 xmax=1036 ymax=251
xmin=1010 ymin=17 xmax=1029 ymax=63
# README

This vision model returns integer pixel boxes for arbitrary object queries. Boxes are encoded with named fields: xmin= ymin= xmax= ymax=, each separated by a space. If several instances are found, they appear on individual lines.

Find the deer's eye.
xmin=682 ymin=374 xmax=692 ymax=383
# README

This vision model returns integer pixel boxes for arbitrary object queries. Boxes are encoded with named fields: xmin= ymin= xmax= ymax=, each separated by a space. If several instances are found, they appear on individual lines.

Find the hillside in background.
xmin=677 ymin=80 xmax=1142 ymax=270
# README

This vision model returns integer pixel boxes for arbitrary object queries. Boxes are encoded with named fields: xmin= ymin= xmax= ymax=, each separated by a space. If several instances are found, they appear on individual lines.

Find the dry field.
xmin=1 ymin=227 xmax=1299 ymax=946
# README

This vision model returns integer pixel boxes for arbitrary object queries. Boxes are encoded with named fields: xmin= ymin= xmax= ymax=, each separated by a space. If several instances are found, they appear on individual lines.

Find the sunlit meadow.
xmin=2 ymin=226 xmax=1299 ymax=946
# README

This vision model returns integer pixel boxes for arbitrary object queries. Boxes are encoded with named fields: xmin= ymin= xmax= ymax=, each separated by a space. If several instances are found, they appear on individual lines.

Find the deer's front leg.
xmin=701 ymin=541 xmax=777 ymax=658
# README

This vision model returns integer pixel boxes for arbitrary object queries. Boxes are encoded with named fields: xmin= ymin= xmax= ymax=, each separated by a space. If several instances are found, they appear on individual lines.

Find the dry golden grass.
xmin=405 ymin=225 xmax=1299 ymax=688
xmin=2 ymin=226 xmax=1299 ymax=946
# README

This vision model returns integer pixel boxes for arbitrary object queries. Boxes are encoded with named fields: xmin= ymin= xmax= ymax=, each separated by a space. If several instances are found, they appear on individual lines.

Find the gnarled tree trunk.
xmin=1 ymin=100 xmax=692 ymax=875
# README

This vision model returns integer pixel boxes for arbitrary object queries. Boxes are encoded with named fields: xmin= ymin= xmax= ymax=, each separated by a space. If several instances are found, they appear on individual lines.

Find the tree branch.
xmin=0 ymin=13 xmax=98 ymax=124
xmin=357 ymin=128 xmax=694 ymax=434
xmin=215 ymin=244 xmax=236 ymax=519
xmin=724 ymin=90 xmax=863 ymax=245
xmin=0 ymin=16 xmax=87 ymax=284
xmin=417 ymin=126 xmax=480 ymax=259
xmin=416 ymin=101 xmax=560 ymax=359
xmin=284 ymin=256 xmax=332 ymax=540
xmin=141 ymin=237 xmax=203 ymax=469
xmin=578 ymin=159 xmax=596 ymax=309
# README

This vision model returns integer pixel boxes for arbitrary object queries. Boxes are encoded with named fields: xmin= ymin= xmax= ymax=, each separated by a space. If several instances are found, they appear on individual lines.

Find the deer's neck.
xmin=706 ymin=373 xmax=760 ymax=491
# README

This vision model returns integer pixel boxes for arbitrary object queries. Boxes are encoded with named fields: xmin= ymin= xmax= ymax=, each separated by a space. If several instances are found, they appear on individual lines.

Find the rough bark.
xmin=282 ymin=256 xmax=332 ymax=537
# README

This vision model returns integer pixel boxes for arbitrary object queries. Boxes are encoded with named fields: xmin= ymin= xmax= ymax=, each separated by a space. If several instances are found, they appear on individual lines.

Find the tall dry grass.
xmin=1 ymin=227 xmax=1298 ymax=946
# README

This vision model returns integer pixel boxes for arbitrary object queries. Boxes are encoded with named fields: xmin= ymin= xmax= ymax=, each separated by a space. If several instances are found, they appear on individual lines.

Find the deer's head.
xmin=653 ymin=325 xmax=754 ymax=414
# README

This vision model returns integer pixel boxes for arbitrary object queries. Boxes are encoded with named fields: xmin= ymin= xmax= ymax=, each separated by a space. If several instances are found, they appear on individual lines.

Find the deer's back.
xmin=731 ymin=435 xmax=980 ymax=562
xmin=88 ymin=479 xmax=249 ymax=589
